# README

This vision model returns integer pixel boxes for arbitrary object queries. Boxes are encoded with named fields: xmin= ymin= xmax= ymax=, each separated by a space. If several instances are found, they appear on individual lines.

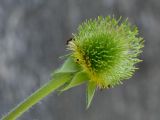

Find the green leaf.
xmin=51 ymin=71 xmax=75 ymax=95
xmin=61 ymin=71 xmax=89 ymax=91
xmin=50 ymin=72 xmax=75 ymax=89
xmin=52 ymin=72 xmax=73 ymax=80
xmin=86 ymin=81 xmax=96 ymax=109
xmin=55 ymin=56 xmax=81 ymax=73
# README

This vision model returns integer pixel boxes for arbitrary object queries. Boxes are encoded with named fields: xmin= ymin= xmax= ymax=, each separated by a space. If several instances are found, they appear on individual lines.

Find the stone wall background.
xmin=0 ymin=0 xmax=160 ymax=120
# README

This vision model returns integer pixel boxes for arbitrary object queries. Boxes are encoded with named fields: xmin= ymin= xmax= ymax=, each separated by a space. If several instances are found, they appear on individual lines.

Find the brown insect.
xmin=66 ymin=37 xmax=73 ymax=45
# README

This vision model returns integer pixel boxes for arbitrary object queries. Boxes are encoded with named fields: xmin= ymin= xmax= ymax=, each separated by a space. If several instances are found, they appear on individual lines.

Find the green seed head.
xmin=68 ymin=16 xmax=144 ymax=88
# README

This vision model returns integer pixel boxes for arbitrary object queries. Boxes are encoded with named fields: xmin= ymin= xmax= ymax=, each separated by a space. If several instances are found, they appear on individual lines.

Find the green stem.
xmin=2 ymin=73 xmax=72 ymax=120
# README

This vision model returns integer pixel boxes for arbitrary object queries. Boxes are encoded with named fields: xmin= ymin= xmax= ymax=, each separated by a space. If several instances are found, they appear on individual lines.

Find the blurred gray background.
xmin=0 ymin=0 xmax=159 ymax=120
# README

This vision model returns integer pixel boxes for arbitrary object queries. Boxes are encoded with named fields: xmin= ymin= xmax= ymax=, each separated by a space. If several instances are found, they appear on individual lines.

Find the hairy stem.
xmin=2 ymin=73 xmax=72 ymax=120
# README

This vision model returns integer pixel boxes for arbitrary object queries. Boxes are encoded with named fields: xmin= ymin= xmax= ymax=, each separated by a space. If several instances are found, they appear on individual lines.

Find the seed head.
xmin=68 ymin=16 xmax=144 ymax=89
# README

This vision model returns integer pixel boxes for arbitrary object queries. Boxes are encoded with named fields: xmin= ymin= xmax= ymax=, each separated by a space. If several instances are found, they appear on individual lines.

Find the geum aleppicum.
xmin=2 ymin=16 xmax=144 ymax=120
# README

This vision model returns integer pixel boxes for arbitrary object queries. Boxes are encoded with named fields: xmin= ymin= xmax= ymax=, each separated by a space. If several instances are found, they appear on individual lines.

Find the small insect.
xmin=66 ymin=37 xmax=73 ymax=45
xmin=75 ymin=59 xmax=80 ymax=63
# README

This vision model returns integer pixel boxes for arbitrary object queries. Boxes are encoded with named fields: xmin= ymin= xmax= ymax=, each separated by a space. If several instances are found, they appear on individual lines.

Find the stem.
xmin=2 ymin=73 xmax=72 ymax=120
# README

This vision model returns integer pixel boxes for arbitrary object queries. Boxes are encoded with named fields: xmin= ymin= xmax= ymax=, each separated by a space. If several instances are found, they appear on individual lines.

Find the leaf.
xmin=86 ymin=81 xmax=96 ymax=109
xmin=49 ymin=71 xmax=75 ymax=95
xmin=55 ymin=56 xmax=81 ymax=73
xmin=56 ymin=77 xmax=73 ymax=95
xmin=60 ymin=71 xmax=89 ymax=91
xmin=50 ymin=72 xmax=75 ymax=89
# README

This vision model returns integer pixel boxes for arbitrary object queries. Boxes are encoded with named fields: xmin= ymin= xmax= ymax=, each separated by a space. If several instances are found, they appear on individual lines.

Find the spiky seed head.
xmin=68 ymin=16 xmax=144 ymax=89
